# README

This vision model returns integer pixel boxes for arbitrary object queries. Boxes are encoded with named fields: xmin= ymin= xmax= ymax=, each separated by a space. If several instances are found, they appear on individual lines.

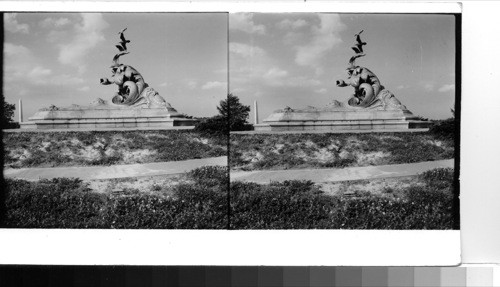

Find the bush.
xmin=3 ymin=167 xmax=229 ymax=229
xmin=230 ymin=170 xmax=456 ymax=229
xmin=230 ymin=180 xmax=334 ymax=229
xmin=429 ymin=117 xmax=456 ymax=141
xmin=3 ymin=167 xmax=455 ymax=230
xmin=1 ymin=97 xmax=18 ymax=129
xmin=193 ymin=115 xmax=228 ymax=136
xmin=194 ymin=93 xmax=254 ymax=135
xmin=4 ymin=178 xmax=108 ymax=228
xmin=419 ymin=167 xmax=455 ymax=190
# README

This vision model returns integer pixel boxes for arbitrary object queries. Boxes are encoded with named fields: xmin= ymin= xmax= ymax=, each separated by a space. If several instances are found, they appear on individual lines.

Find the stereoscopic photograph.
xmin=1 ymin=12 xmax=229 ymax=229
xmin=1 ymin=11 xmax=459 ymax=233
xmin=228 ymin=13 xmax=459 ymax=230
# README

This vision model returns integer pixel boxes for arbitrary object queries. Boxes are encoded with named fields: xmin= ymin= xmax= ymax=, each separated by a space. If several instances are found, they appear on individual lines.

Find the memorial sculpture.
xmin=21 ymin=28 xmax=197 ymax=129
xmin=99 ymin=28 xmax=169 ymax=109
xmin=254 ymin=30 xmax=430 ymax=131
xmin=335 ymin=30 xmax=406 ymax=110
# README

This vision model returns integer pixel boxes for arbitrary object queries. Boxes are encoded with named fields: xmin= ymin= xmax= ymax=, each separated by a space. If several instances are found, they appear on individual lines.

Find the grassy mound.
xmin=4 ymin=130 xmax=227 ymax=168
xmin=230 ymin=132 xmax=454 ymax=171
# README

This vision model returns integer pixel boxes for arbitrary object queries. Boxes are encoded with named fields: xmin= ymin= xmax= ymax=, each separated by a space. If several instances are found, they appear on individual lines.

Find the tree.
xmin=1 ymin=95 xmax=19 ymax=129
xmin=194 ymin=93 xmax=252 ymax=135
xmin=217 ymin=93 xmax=252 ymax=131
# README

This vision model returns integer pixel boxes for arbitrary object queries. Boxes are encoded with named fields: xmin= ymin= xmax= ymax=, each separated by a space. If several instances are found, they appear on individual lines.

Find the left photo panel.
xmin=2 ymin=12 xmax=229 ymax=229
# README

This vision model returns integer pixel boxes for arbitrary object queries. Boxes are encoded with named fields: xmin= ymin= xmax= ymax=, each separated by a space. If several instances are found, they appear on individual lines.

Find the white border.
xmin=0 ymin=230 xmax=460 ymax=266
xmin=0 ymin=1 xmax=463 ymax=266
xmin=0 ymin=1 xmax=461 ymax=13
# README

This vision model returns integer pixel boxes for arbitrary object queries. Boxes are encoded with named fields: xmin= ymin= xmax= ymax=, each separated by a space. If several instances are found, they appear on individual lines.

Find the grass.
xmin=230 ymin=168 xmax=456 ymax=229
xmin=230 ymin=132 xmax=454 ymax=171
xmin=2 ymin=165 xmax=456 ymax=229
xmin=2 ymin=166 xmax=228 ymax=229
xmin=3 ymin=130 xmax=227 ymax=168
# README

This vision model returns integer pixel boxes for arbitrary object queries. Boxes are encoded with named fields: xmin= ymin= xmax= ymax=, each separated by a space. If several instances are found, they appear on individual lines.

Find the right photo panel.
xmin=229 ymin=13 xmax=458 ymax=230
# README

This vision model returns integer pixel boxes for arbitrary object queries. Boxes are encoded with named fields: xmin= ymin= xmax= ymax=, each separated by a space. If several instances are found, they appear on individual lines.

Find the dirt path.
xmin=4 ymin=156 xmax=227 ymax=181
xmin=230 ymin=159 xmax=454 ymax=184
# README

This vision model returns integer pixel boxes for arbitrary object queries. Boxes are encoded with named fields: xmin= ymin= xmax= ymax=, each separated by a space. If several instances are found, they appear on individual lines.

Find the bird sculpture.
xmin=351 ymin=30 xmax=367 ymax=54
xmin=115 ymin=28 xmax=131 ymax=52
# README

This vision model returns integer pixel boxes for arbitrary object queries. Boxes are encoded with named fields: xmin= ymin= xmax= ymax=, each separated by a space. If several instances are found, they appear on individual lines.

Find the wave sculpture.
xmin=99 ymin=28 xmax=170 ymax=109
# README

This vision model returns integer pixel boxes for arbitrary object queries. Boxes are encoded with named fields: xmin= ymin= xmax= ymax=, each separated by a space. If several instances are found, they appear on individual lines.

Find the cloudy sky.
xmin=229 ymin=13 xmax=456 ymax=122
xmin=4 ymin=13 xmax=227 ymax=119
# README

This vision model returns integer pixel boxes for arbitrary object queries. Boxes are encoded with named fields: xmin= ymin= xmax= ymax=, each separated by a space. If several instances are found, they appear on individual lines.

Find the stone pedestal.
xmin=20 ymin=102 xmax=198 ymax=130
xmin=254 ymin=97 xmax=431 ymax=132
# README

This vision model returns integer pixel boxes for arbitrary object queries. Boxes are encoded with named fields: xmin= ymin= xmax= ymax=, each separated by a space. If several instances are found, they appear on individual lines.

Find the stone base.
xmin=21 ymin=106 xmax=198 ymax=130
xmin=254 ymin=109 xmax=431 ymax=132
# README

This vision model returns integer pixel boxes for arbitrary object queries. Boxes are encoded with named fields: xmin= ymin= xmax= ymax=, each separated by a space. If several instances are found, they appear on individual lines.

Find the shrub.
xmin=4 ymin=178 xmax=108 ymax=228
xmin=230 ymin=174 xmax=455 ymax=229
xmin=1 ymin=97 xmax=18 ymax=129
xmin=193 ymin=115 xmax=228 ymax=136
xmin=3 ymin=167 xmax=456 ymax=229
xmin=3 ymin=168 xmax=229 ymax=229
xmin=429 ymin=117 xmax=456 ymax=141
xmin=419 ymin=167 xmax=455 ymax=190
xmin=187 ymin=165 xmax=229 ymax=188
xmin=230 ymin=180 xmax=335 ymax=229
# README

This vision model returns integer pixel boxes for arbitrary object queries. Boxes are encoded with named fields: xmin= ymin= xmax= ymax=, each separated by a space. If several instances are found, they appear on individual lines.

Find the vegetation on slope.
xmin=230 ymin=132 xmax=454 ymax=171
xmin=4 ymin=130 xmax=226 ymax=168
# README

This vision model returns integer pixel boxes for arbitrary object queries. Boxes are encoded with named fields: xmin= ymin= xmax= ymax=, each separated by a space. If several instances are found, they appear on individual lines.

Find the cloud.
xmin=25 ymin=68 xmax=84 ymax=86
xmin=5 ymin=13 xmax=29 ymax=34
xmin=231 ymin=87 xmax=246 ymax=94
xmin=277 ymin=19 xmax=308 ymax=30
xmin=78 ymin=86 xmax=90 ymax=92
xmin=423 ymin=83 xmax=435 ymax=92
xmin=28 ymin=66 xmax=53 ymax=80
xmin=315 ymin=88 xmax=328 ymax=94
xmin=58 ymin=13 xmax=109 ymax=73
xmin=230 ymin=42 xmax=273 ymax=84
xmin=230 ymin=13 xmax=266 ymax=35
xmin=187 ymin=80 xmax=198 ymax=89
xmin=4 ymin=43 xmax=84 ymax=86
xmin=283 ymin=31 xmax=305 ymax=46
xmin=201 ymin=81 xmax=226 ymax=90
xmin=263 ymin=67 xmax=288 ymax=80
xmin=264 ymin=74 xmax=321 ymax=88
xmin=438 ymin=84 xmax=455 ymax=93
xmin=40 ymin=17 xmax=71 ymax=28
xmin=50 ymin=74 xmax=85 ymax=86
xmin=4 ymin=43 xmax=36 ymax=82
xmin=295 ymin=14 xmax=346 ymax=74
xmin=229 ymin=42 xmax=267 ymax=58
xmin=286 ymin=76 xmax=321 ymax=87
xmin=230 ymin=42 xmax=320 ymax=89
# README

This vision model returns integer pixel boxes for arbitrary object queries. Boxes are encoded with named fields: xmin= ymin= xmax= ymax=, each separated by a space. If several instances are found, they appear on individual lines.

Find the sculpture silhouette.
xmin=116 ymin=28 xmax=130 ymax=52
xmin=351 ymin=30 xmax=366 ymax=54
xmin=100 ymin=28 xmax=169 ymax=109
xmin=337 ymin=30 xmax=385 ymax=108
